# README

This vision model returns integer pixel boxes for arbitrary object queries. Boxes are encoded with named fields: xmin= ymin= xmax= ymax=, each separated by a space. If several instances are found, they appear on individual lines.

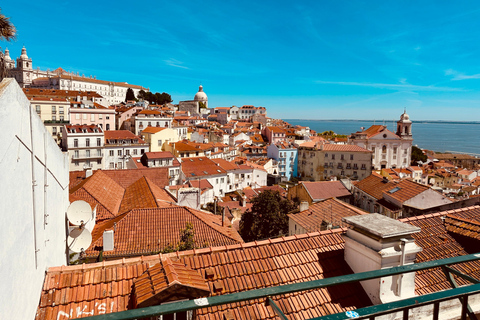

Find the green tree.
xmin=125 ymin=88 xmax=135 ymax=102
xmin=411 ymin=145 xmax=427 ymax=165
xmin=0 ymin=8 xmax=16 ymax=79
xmin=239 ymin=190 xmax=295 ymax=242
xmin=204 ymin=201 xmax=224 ymax=215
xmin=177 ymin=222 xmax=195 ymax=251
xmin=137 ymin=89 xmax=147 ymax=100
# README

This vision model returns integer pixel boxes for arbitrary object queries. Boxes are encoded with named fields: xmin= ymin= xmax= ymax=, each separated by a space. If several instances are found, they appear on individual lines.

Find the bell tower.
xmin=396 ymin=110 xmax=412 ymax=140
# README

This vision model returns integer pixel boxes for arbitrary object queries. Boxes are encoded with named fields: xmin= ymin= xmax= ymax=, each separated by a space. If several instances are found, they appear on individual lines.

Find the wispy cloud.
xmin=315 ymin=80 xmax=463 ymax=92
xmin=164 ymin=59 xmax=189 ymax=70
xmin=445 ymin=69 xmax=480 ymax=81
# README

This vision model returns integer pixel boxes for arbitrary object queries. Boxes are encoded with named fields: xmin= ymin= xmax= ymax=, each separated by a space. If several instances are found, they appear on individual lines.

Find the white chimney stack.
xmin=342 ymin=213 xmax=422 ymax=305
xmin=299 ymin=201 xmax=309 ymax=212
xmin=103 ymin=230 xmax=114 ymax=251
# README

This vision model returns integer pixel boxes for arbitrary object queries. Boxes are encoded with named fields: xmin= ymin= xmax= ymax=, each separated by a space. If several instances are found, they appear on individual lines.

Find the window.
xmin=52 ymin=106 xmax=56 ymax=113
xmin=97 ymin=149 xmax=102 ymax=156
xmin=97 ymin=138 xmax=101 ymax=146
xmin=74 ymin=150 xmax=79 ymax=158
xmin=141 ymin=149 xmax=145 ymax=154
xmin=60 ymin=116 xmax=64 ymax=121
xmin=52 ymin=127 xmax=57 ymax=134
xmin=52 ymin=115 xmax=56 ymax=121
xmin=331 ymin=154 xmax=335 ymax=160
xmin=341 ymin=154 xmax=344 ymax=160
xmin=86 ymin=150 xmax=90 ymax=157
xmin=86 ymin=160 xmax=91 ymax=167
xmin=126 ymin=150 xmax=130 ymax=156
xmin=91 ymin=114 xmax=95 ymax=121
xmin=99 ymin=114 xmax=102 ymax=119
xmin=325 ymin=153 xmax=328 ymax=158
xmin=118 ymin=162 xmax=122 ymax=169
xmin=221 ymin=178 xmax=224 ymax=183
xmin=109 ymin=150 xmax=114 ymax=156
xmin=216 ymin=179 xmax=219 ymax=184
xmin=361 ymin=164 xmax=366 ymax=170
xmin=59 ymin=107 xmax=64 ymax=114
xmin=133 ymin=149 xmax=137 ymax=155
xmin=350 ymin=154 xmax=354 ymax=160
xmin=106 ymin=116 xmax=110 ymax=120
xmin=74 ymin=161 xmax=79 ymax=166
xmin=86 ymin=138 xmax=90 ymax=147
xmin=393 ymin=147 xmax=397 ymax=154
xmin=106 ymin=124 xmax=110 ymax=130
xmin=118 ymin=150 xmax=122 ymax=156
xmin=75 ymin=114 xmax=80 ymax=120
xmin=83 ymin=114 xmax=87 ymax=120
xmin=382 ymin=145 xmax=387 ymax=153
xmin=74 ymin=139 xmax=78 ymax=147
xmin=36 ymin=105 xmax=41 ymax=114
xmin=97 ymin=159 xmax=101 ymax=164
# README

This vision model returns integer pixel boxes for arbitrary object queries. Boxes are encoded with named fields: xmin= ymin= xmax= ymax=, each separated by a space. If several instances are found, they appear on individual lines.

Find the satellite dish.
xmin=67 ymin=200 xmax=92 ymax=226
xmin=67 ymin=227 xmax=92 ymax=253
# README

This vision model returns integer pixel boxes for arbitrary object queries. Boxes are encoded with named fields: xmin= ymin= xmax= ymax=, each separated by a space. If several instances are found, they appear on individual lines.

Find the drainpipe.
xmin=396 ymin=238 xmax=408 ymax=296
xmin=30 ymin=103 xmax=39 ymax=269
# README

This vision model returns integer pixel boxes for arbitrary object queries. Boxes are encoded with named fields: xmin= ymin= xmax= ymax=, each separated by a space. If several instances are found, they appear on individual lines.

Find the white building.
xmin=4 ymin=46 xmax=148 ymax=105
xmin=61 ymin=124 xmax=105 ymax=171
xmin=104 ymin=130 xmax=149 ymax=169
xmin=134 ymin=110 xmax=173 ymax=135
xmin=0 ymin=78 xmax=69 ymax=320
xmin=349 ymin=111 xmax=413 ymax=170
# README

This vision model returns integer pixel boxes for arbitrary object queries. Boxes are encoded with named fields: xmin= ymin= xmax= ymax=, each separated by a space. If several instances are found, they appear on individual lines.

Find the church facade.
xmin=348 ymin=111 xmax=413 ymax=170
xmin=3 ymin=47 xmax=148 ymax=105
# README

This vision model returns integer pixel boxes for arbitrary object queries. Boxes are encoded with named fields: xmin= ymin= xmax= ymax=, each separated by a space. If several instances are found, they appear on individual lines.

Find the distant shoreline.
xmin=283 ymin=119 xmax=480 ymax=125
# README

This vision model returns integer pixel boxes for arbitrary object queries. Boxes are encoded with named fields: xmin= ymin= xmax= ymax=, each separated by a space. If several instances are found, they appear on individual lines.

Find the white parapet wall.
xmin=0 ymin=78 xmax=69 ymax=320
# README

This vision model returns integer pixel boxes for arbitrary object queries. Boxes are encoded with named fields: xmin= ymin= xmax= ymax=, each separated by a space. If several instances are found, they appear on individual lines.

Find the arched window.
xmin=382 ymin=145 xmax=387 ymax=153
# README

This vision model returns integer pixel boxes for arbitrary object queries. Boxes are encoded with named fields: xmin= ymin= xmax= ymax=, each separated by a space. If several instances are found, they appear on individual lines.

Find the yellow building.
xmin=141 ymin=126 xmax=178 ymax=152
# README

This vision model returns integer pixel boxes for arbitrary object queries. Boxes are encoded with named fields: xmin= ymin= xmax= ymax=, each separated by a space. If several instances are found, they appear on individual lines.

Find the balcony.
xmin=44 ymin=120 xmax=69 ymax=124
xmin=72 ymin=153 xmax=104 ymax=160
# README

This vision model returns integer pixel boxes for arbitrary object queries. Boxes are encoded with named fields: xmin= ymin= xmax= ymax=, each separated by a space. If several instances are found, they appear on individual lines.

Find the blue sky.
xmin=2 ymin=1 xmax=480 ymax=121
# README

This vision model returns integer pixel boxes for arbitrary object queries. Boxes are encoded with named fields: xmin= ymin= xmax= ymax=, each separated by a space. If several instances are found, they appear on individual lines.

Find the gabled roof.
xmin=354 ymin=173 xmax=394 ymax=200
xmin=70 ymin=171 xmax=125 ymax=219
xmin=141 ymin=126 xmax=168 ymax=134
xmin=133 ymin=258 xmax=210 ymax=308
xmin=444 ymin=206 xmax=480 ymax=240
xmin=104 ymin=130 xmax=144 ymax=142
xmin=288 ymin=198 xmax=368 ymax=232
xmin=85 ymin=206 xmax=243 ymax=258
xmin=37 ymin=206 xmax=480 ymax=320
xmin=144 ymin=151 xmax=176 ymax=160
xmin=181 ymin=157 xmax=227 ymax=178
xmin=301 ymin=181 xmax=351 ymax=201
xmin=322 ymin=144 xmax=371 ymax=152
xmin=382 ymin=179 xmax=431 ymax=203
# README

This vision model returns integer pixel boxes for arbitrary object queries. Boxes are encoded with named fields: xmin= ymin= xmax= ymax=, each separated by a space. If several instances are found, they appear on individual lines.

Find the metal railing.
xmin=82 ymin=253 xmax=480 ymax=320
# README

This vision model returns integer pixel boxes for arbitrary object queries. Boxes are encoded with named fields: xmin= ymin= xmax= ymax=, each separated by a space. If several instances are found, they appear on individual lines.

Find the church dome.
xmin=399 ymin=111 xmax=411 ymax=122
xmin=20 ymin=46 xmax=28 ymax=60
xmin=194 ymin=85 xmax=208 ymax=101
xmin=4 ymin=48 xmax=11 ymax=61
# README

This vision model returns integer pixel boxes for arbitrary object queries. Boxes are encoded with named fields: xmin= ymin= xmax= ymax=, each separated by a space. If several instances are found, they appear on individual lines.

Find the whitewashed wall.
xmin=0 ymin=79 xmax=69 ymax=320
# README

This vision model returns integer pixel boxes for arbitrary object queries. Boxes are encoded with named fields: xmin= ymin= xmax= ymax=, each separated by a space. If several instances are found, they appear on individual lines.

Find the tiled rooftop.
xmin=288 ymin=198 xmax=368 ymax=232
xmin=301 ymin=181 xmax=351 ymax=201
xmin=86 ymin=206 xmax=243 ymax=259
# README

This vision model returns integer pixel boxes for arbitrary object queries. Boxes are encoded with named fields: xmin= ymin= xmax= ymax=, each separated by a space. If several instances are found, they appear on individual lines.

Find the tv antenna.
xmin=66 ymin=200 xmax=93 ymax=253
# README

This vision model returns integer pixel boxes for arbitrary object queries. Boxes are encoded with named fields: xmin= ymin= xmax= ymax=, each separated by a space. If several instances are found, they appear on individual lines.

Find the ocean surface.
xmin=283 ymin=119 xmax=480 ymax=156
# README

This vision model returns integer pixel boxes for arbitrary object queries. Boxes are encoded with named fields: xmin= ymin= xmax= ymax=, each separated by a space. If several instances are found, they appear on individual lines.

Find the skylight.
xmin=388 ymin=187 xmax=401 ymax=194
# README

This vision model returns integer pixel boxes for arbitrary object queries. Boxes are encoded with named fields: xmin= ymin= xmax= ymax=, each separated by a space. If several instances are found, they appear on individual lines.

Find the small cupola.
xmin=342 ymin=213 xmax=422 ymax=304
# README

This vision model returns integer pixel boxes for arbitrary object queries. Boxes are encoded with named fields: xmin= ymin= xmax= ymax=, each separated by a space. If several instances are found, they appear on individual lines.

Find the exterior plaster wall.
xmin=0 ymin=79 xmax=69 ymax=320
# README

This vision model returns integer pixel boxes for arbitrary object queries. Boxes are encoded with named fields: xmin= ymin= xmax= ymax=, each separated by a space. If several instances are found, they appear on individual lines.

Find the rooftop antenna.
xmin=66 ymin=200 xmax=93 ymax=253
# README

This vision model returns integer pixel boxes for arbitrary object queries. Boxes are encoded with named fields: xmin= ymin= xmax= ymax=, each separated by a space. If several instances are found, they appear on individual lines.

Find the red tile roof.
xmin=354 ymin=173 xmax=394 ymax=200
xmin=38 ymin=206 xmax=480 ymax=320
xmin=141 ymin=126 xmax=168 ymax=134
xmin=322 ymin=144 xmax=371 ymax=152
xmin=104 ymin=130 xmax=144 ymax=142
xmin=133 ymin=257 xmax=210 ymax=308
xmin=301 ymin=181 xmax=351 ymax=201
xmin=181 ymin=157 xmax=227 ymax=178
xmin=85 ymin=207 xmax=243 ymax=259
xmin=289 ymin=198 xmax=368 ymax=232
xmin=36 ymin=229 xmax=371 ymax=320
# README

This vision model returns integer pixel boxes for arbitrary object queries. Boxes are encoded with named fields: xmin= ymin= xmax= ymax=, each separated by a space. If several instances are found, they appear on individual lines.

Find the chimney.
xmin=299 ymin=201 xmax=309 ymax=212
xmin=103 ymin=230 xmax=114 ymax=251
xmin=85 ymin=168 xmax=93 ymax=178
xmin=222 ymin=207 xmax=225 ymax=227
xmin=342 ymin=213 xmax=421 ymax=305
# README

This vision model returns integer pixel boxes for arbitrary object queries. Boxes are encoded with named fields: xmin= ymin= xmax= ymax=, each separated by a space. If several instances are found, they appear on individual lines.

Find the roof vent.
xmin=103 ymin=230 xmax=114 ymax=251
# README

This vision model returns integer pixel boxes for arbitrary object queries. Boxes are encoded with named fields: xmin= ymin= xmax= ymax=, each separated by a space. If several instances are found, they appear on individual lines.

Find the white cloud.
xmin=445 ymin=69 xmax=480 ymax=81
xmin=315 ymin=80 xmax=463 ymax=92
xmin=164 ymin=59 xmax=189 ymax=70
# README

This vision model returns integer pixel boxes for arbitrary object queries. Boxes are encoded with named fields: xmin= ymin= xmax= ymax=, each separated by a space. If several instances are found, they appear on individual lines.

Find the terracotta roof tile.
xmin=300 ymin=181 xmax=351 ymax=201
xmin=289 ymin=198 xmax=368 ymax=232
